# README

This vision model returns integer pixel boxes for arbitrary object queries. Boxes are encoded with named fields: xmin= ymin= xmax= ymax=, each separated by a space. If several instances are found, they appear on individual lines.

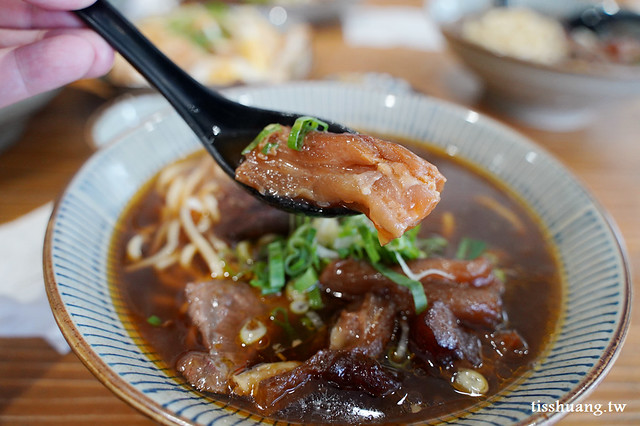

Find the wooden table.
xmin=1 ymin=2 xmax=638 ymax=424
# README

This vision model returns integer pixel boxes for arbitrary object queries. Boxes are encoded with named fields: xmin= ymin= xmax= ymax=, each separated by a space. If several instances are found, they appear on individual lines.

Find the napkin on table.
xmin=0 ymin=202 xmax=70 ymax=354
xmin=341 ymin=5 xmax=445 ymax=51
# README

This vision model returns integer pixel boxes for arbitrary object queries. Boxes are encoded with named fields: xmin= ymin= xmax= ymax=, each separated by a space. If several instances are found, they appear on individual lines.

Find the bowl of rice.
xmin=428 ymin=0 xmax=640 ymax=130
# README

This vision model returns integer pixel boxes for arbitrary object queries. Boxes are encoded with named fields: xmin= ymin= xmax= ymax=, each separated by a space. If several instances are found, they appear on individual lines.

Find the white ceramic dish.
xmin=254 ymin=0 xmax=361 ymax=24
xmin=428 ymin=0 xmax=640 ymax=130
xmin=0 ymin=90 xmax=59 ymax=155
xmin=86 ymin=73 xmax=413 ymax=150
xmin=45 ymin=81 xmax=630 ymax=424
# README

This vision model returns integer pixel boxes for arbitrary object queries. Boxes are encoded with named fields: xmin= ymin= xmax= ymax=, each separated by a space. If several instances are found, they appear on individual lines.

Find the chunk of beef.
xmin=319 ymin=257 xmax=503 ymax=327
xmin=411 ymin=300 xmax=482 ymax=367
xmin=487 ymin=329 xmax=529 ymax=358
xmin=329 ymin=293 xmax=397 ymax=357
xmin=236 ymin=128 xmax=445 ymax=245
xmin=178 ymin=351 xmax=234 ymax=393
xmin=253 ymin=350 xmax=400 ymax=415
xmin=213 ymin=180 xmax=290 ymax=242
xmin=231 ymin=361 xmax=301 ymax=397
xmin=177 ymin=280 xmax=267 ymax=393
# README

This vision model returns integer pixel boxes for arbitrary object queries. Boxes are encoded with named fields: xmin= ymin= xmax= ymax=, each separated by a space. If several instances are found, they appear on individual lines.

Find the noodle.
xmin=127 ymin=219 xmax=181 ymax=271
xmin=180 ymin=199 xmax=225 ymax=277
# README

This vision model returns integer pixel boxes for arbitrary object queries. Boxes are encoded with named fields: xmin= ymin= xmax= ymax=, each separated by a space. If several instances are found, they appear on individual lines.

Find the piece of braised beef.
xmin=329 ymin=293 xmax=397 ymax=358
xmin=213 ymin=179 xmax=290 ymax=242
xmin=236 ymin=128 xmax=445 ymax=245
xmin=411 ymin=300 xmax=482 ymax=367
xmin=253 ymin=349 xmax=400 ymax=415
xmin=177 ymin=280 xmax=267 ymax=393
xmin=319 ymin=257 xmax=504 ymax=328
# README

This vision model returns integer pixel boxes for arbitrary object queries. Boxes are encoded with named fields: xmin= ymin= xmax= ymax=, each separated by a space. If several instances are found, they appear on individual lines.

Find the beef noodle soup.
xmin=110 ymin=138 xmax=562 ymax=424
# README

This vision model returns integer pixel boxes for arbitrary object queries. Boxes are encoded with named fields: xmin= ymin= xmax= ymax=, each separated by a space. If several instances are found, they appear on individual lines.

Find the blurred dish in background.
xmin=459 ymin=5 xmax=640 ymax=68
xmin=567 ymin=7 xmax=640 ymax=65
xmin=108 ymin=2 xmax=311 ymax=88
xmin=208 ymin=0 xmax=361 ymax=24
xmin=460 ymin=7 xmax=571 ymax=65
xmin=428 ymin=0 xmax=640 ymax=131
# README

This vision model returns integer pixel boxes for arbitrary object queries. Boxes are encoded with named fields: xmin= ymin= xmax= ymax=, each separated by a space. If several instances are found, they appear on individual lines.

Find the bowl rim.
xmin=44 ymin=81 xmax=633 ymax=425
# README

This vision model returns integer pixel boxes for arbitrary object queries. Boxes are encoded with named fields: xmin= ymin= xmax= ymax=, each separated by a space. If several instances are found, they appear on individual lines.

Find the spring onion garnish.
xmin=271 ymin=307 xmax=295 ymax=339
xmin=266 ymin=240 xmax=285 ymax=293
xmin=292 ymin=267 xmax=324 ymax=308
xmin=241 ymin=123 xmax=283 ymax=155
xmin=293 ymin=267 xmax=318 ymax=292
xmin=284 ymin=224 xmax=317 ymax=276
xmin=147 ymin=315 xmax=163 ymax=327
xmin=373 ymin=263 xmax=427 ymax=314
xmin=334 ymin=216 xmax=424 ymax=264
xmin=456 ymin=237 xmax=487 ymax=260
xmin=240 ymin=318 xmax=267 ymax=345
xmin=242 ymin=214 xmax=491 ymax=315
xmin=287 ymin=116 xmax=329 ymax=150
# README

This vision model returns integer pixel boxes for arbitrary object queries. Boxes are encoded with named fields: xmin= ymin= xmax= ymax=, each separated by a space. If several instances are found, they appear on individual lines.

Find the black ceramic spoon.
xmin=75 ymin=0 xmax=356 ymax=216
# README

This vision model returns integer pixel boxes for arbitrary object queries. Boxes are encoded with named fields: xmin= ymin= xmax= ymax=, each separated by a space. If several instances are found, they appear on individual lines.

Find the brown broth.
xmin=110 ymin=142 xmax=562 ymax=424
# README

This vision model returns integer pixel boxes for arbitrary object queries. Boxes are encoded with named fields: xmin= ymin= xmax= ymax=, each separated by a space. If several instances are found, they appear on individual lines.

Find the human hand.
xmin=0 ymin=0 xmax=114 ymax=108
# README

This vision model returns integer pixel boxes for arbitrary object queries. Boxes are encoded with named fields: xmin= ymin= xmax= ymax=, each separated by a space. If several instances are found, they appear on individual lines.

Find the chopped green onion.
xmin=456 ymin=237 xmax=487 ymax=260
xmin=493 ymin=268 xmax=506 ymax=283
xmin=293 ymin=267 xmax=318 ymax=292
xmin=249 ymin=261 xmax=268 ymax=291
xmin=287 ymin=116 xmax=329 ymax=150
xmin=245 ymin=213 xmax=441 ymax=314
xmin=418 ymin=235 xmax=448 ymax=256
xmin=271 ymin=307 xmax=295 ymax=339
xmin=306 ymin=286 xmax=324 ymax=309
xmin=335 ymin=215 xmax=424 ymax=265
xmin=261 ymin=140 xmax=279 ymax=155
xmin=284 ymin=225 xmax=317 ymax=276
xmin=242 ymin=123 xmax=283 ymax=155
xmin=292 ymin=268 xmax=323 ymax=309
xmin=373 ymin=263 xmax=427 ymax=314
xmin=147 ymin=315 xmax=163 ymax=327
xmin=266 ymin=240 xmax=285 ymax=293
xmin=239 ymin=318 xmax=267 ymax=345
xmin=290 ymin=299 xmax=309 ymax=314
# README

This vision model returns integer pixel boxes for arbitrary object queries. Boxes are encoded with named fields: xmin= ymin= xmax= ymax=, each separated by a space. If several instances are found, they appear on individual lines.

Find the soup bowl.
xmin=45 ymin=81 xmax=631 ymax=424
xmin=428 ymin=0 xmax=640 ymax=130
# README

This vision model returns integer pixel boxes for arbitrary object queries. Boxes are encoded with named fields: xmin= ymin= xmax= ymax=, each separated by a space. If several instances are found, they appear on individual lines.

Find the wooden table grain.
xmin=1 ymin=2 xmax=638 ymax=424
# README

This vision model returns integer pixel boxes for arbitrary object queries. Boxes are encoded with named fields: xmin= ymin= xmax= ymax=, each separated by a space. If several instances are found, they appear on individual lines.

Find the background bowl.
xmin=428 ymin=0 xmax=640 ymax=130
xmin=0 ymin=90 xmax=59 ymax=155
xmin=45 ymin=81 xmax=630 ymax=424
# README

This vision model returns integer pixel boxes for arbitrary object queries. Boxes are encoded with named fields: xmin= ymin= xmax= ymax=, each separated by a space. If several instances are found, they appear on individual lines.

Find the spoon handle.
xmin=74 ymin=0 xmax=242 ymax=143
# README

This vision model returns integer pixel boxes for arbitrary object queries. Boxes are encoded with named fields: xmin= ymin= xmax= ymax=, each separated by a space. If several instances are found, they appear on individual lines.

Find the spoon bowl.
xmin=75 ymin=0 xmax=355 ymax=216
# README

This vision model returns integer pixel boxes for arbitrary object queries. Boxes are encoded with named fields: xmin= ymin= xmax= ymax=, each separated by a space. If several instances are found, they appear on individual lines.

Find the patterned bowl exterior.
xmin=44 ymin=81 xmax=631 ymax=425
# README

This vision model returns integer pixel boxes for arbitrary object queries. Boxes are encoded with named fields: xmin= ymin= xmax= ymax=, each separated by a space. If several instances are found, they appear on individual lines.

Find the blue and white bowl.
xmin=45 ymin=81 xmax=631 ymax=425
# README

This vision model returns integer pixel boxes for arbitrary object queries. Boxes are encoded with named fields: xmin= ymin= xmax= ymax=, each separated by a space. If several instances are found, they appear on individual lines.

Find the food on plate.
xmin=459 ymin=6 xmax=640 ymax=67
xmin=568 ymin=19 xmax=640 ymax=65
xmin=112 ymin=136 xmax=561 ymax=423
xmin=235 ymin=117 xmax=446 ymax=245
xmin=461 ymin=7 xmax=570 ymax=65
xmin=108 ymin=2 xmax=311 ymax=87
